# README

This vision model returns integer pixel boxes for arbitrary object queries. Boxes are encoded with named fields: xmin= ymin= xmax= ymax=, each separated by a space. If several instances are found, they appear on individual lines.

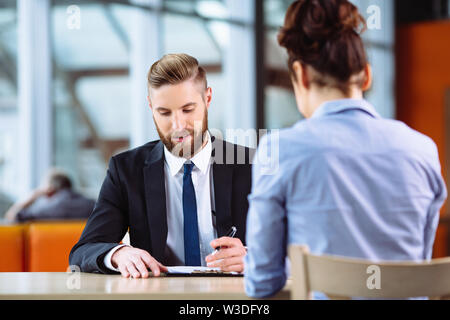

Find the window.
xmin=262 ymin=0 xmax=396 ymax=131
xmin=0 ymin=0 xmax=17 ymax=214
xmin=50 ymin=0 xmax=255 ymax=198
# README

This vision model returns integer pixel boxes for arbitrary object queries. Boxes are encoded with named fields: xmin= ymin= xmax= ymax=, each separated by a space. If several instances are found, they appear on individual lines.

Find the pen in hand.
xmin=212 ymin=226 xmax=237 ymax=255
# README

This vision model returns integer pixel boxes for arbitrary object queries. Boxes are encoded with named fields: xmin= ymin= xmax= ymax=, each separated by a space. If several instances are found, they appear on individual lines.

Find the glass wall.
xmin=50 ymin=0 xmax=254 ymax=198
xmin=263 ymin=0 xmax=395 ymax=130
xmin=51 ymin=1 xmax=131 ymax=198
xmin=0 ymin=0 xmax=17 ymax=215
xmin=264 ymin=0 xmax=300 ymax=130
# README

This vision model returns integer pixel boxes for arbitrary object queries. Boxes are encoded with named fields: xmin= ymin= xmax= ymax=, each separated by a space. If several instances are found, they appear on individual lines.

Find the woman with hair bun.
xmin=244 ymin=0 xmax=446 ymax=299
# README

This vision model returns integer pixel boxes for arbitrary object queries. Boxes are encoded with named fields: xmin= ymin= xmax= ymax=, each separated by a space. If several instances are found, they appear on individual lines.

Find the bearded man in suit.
xmin=69 ymin=53 xmax=254 ymax=278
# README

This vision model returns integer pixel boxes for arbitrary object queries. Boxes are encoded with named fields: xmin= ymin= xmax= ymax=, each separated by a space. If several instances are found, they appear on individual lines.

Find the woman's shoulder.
xmin=257 ymin=121 xmax=321 ymax=164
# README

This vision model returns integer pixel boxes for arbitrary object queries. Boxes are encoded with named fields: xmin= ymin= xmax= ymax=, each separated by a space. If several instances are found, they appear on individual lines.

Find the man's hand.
xmin=205 ymin=237 xmax=247 ymax=273
xmin=111 ymin=246 xmax=167 ymax=278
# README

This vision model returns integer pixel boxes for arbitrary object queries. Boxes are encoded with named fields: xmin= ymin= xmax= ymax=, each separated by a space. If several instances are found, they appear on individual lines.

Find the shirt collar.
xmin=163 ymin=131 xmax=212 ymax=177
xmin=311 ymin=99 xmax=381 ymax=119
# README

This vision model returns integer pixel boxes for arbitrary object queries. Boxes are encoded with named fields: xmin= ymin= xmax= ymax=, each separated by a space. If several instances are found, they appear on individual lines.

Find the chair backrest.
xmin=26 ymin=221 xmax=86 ymax=272
xmin=288 ymin=244 xmax=450 ymax=299
xmin=0 ymin=225 xmax=25 ymax=272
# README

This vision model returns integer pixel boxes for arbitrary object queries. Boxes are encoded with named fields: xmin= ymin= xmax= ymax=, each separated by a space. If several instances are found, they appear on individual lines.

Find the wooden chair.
xmin=288 ymin=244 xmax=450 ymax=300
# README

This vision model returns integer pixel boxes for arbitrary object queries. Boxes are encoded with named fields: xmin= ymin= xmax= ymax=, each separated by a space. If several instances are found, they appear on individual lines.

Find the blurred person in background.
xmin=0 ymin=191 xmax=13 ymax=221
xmin=5 ymin=169 xmax=95 ymax=223
xmin=244 ymin=0 xmax=447 ymax=298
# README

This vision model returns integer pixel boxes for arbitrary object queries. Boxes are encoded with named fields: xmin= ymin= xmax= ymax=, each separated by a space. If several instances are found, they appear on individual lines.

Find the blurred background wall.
xmin=0 ymin=0 xmax=449 ymax=255
xmin=396 ymin=0 xmax=450 ymax=257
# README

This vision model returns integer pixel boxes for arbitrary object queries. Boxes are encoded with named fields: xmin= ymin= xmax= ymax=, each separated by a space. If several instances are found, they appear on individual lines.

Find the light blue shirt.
xmin=244 ymin=99 xmax=447 ymax=298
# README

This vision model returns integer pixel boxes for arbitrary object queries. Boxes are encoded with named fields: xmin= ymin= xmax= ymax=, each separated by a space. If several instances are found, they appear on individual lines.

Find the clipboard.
xmin=164 ymin=266 xmax=243 ymax=277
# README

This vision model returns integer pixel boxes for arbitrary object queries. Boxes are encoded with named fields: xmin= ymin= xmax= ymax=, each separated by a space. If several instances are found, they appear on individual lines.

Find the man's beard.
xmin=155 ymin=110 xmax=209 ymax=159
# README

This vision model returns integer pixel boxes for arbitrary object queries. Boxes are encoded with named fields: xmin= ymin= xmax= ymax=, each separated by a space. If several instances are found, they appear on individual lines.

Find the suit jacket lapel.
xmin=211 ymin=137 xmax=234 ymax=237
xmin=143 ymin=141 xmax=167 ymax=262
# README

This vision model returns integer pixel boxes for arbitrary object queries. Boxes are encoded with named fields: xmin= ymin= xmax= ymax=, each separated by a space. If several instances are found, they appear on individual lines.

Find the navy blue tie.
xmin=183 ymin=162 xmax=201 ymax=266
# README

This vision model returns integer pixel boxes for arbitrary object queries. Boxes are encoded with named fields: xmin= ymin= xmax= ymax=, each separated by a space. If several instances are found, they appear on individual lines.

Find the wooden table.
xmin=0 ymin=272 xmax=291 ymax=300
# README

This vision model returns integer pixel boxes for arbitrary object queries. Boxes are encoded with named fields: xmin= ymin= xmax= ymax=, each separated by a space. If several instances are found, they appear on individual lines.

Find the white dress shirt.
xmin=104 ymin=131 xmax=217 ymax=271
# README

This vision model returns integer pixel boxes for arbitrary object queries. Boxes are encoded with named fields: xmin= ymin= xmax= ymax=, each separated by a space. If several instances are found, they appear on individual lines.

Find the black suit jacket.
xmin=69 ymin=137 xmax=254 ymax=274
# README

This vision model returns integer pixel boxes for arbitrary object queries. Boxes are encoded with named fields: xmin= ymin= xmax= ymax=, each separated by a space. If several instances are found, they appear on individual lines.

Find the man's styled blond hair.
xmin=147 ymin=53 xmax=207 ymax=92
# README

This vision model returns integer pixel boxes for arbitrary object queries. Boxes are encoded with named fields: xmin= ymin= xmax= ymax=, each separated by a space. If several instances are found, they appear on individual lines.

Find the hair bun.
xmin=301 ymin=0 xmax=366 ymax=42
xmin=278 ymin=0 xmax=368 ymax=92
xmin=336 ymin=0 xmax=366 ymax=34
